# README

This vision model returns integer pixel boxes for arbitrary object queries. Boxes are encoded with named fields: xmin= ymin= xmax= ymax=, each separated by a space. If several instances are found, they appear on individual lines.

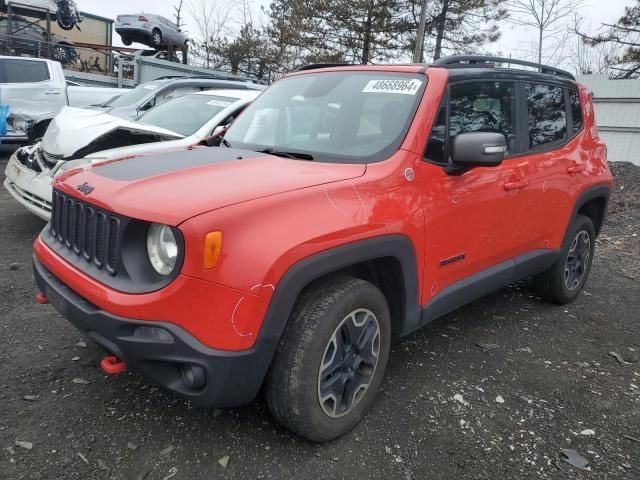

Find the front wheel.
xmin=533 ymin=214 xmax=596 ymax=304
xmin=265 ymin=276 xmax=391 ymax=442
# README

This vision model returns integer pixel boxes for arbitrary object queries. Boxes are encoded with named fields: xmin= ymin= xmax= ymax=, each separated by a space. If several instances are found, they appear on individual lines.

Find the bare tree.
xmin=505 ymin=0 xmax=582 ymax=64
xmin=566 ymin=14 xmax=617 ymax=76
xmin=186 ymin=0 xmax=235 ymax=68
xmin=174 ymin=0 xmax=185 ymax=32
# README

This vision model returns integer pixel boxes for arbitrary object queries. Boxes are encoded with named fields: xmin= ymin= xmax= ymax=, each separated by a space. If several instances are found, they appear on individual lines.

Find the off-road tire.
xmin=265 ymin=276 xmax=391 ymax=442
xmin=533 ymin=214 xmax=595 ymax=304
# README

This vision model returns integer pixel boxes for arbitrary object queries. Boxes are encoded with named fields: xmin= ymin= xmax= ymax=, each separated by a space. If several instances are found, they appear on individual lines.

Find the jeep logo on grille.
xmin=76 ymin=182 xmax=94 ymax=195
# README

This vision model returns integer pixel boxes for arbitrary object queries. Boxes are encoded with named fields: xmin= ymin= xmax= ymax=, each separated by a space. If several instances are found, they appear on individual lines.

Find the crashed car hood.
xmin=55 ymin=146 xmax=367 ymax=225
xmin=41 ymin=106 xmax=183 ymax=159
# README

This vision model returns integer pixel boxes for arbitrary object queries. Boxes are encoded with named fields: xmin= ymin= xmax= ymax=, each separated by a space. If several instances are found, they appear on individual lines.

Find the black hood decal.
xmin=92 ymin=147 xmax=268 ymax=181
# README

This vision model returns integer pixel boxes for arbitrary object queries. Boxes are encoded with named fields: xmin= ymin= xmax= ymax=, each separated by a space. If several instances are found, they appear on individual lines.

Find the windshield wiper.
xmin=258 ymin=148 xmax=314 ymax=161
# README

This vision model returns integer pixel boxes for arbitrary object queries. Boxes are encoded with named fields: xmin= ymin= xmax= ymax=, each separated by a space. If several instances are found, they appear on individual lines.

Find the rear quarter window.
xmin=0 ymin=59 xmax=50 ymax=83
xmin=570 ymin=88 xmax=583 ymax=133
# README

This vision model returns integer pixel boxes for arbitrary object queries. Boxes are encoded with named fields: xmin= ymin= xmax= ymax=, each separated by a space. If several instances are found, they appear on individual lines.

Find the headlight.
xmin=146 ymin=223 xmax=179 ymax=275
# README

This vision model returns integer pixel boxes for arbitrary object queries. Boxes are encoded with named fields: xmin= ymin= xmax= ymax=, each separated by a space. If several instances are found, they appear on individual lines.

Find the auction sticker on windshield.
xmin=362 ymin=79 xmax=422 ymax=95
xmin=207 ymin=99 xmax=232 ymax=107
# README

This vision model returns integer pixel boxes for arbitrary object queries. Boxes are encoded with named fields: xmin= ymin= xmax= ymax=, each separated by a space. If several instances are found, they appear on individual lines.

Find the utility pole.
xmin=413 ymin=0 xmax=428 ymax=63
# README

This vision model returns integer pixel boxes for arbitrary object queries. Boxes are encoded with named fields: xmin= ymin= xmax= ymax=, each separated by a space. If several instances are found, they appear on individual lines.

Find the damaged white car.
xmin=3 ymin=88 xmax=260 ymax=220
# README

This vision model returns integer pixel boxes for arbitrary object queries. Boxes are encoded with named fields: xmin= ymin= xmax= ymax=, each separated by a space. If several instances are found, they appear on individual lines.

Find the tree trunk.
xmin=434 ymin=0 xmax=450 ymax=60
xmin=361 ymin=4 xmax=374 ymax=64
xmin=538 ymin=24 xmax=543 ymax=64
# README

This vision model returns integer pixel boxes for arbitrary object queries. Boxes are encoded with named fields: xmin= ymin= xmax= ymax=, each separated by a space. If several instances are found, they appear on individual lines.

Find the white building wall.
xmin=577 ymin=75 xmax=640 ymax=166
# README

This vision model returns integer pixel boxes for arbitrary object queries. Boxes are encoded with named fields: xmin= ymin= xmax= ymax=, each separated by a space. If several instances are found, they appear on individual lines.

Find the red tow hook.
xmin=35 ymin=292 xmax=49 ymax=304
xmin=101 ymin=356 xmax=127 ymax=375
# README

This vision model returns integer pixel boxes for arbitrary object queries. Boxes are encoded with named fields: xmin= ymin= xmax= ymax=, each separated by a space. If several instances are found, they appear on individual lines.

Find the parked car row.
xmin=4 ymin=55 xmax=613 ymax=443
xmin=3 ymin=62 xmax=266 ymax=218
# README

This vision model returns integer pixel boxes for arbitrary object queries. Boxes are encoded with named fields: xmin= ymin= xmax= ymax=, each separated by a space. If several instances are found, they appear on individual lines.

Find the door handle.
xmin=567 ymin=163 xmax=585 ymax=174
xmin=504 ymin=179 xmax=528 ymax=191
xmin=44 ymin=90 xmax=62 ymax=95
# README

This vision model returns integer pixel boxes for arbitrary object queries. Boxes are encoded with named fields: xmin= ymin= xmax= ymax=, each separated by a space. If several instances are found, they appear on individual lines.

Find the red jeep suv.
xmin=33 ymin=56 xmax=612 ymax=441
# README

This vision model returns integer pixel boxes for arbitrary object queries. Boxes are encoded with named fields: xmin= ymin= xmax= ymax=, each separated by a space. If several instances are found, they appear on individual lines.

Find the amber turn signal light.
xmin=204 ymin=231 xmax=222 ymax=269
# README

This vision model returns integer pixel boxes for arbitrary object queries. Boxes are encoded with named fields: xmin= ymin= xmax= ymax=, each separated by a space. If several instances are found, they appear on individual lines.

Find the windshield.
xmin=103 ymin=82 xmax=164 ymax=108
xmin=224 ymin=72 xmax=426 ymax=163
xmin=137 ymin=94 xmax=237 ymax=136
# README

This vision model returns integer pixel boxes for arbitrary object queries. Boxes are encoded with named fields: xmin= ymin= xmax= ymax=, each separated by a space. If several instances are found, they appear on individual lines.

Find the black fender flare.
xmin=563 ymin=183 xmax=611 ymax=243
xmin=248 ymin=235 xmax=421 ymax=388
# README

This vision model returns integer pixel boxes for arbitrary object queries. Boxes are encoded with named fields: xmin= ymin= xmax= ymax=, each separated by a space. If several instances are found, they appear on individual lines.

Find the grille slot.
xmin=50 ymin=190 xmax=121 ymax=276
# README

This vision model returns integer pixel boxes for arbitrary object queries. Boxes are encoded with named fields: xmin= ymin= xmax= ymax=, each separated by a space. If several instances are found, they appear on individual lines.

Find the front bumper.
xmin=34 ymin=256 xmax=272 ymax=407
xmin=3 ymin=154 xmax=53 ymax=220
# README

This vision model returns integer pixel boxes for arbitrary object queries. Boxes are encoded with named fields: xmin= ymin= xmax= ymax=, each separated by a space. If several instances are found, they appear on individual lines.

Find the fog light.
xmin=181 ymin=364 xmax=206 ymax=389
xmin=134 ymin=326 xmax=173 ymax=342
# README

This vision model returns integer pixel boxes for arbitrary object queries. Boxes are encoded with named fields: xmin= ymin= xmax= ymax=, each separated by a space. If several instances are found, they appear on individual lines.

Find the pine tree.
xmin=407 ymin=0 xmax=507 ymax=61
xmin=577 ymin=0 xmax=640 ymax=78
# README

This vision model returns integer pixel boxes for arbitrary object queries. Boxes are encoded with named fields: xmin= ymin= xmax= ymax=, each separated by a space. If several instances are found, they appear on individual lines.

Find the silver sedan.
xmin=115 ymin=14 xmax=189 ymax=49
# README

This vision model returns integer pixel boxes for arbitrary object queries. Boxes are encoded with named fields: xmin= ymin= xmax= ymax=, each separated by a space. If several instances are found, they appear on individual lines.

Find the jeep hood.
xmin=55 ymin=146 xmax=367 ymax=224
xmin=41 ymin=106 xmax=183 ymax=159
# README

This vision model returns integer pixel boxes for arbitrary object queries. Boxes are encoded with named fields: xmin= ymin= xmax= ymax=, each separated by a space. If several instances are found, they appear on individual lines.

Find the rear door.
xmin=420 ymin=79 xmax=530 ymax=302
xmin=0 ymin=59 xmax=66 ymax=137
xmin=522 ymin=82 xmax=579 ymax=250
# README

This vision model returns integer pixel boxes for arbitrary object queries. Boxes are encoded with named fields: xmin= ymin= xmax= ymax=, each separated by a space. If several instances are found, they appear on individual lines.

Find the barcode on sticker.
xmin=362 ymin=79 xmax=422 ymax=95
xmin=207 ymin=99 xmax=232 ymax=107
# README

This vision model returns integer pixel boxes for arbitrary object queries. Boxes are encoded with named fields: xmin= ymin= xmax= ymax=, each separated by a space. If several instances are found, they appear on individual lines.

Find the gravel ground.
xmin=1 ymin=148 xmax=638 ymax=480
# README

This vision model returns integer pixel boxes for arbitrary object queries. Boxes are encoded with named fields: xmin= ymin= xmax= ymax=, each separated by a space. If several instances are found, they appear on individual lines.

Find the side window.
xmin=570 ymin=88 xmax=583 ymax=133
xmin=0 ymin=59 xmax=50 ymax=83
xmin=425 ymin=81 xmax=516 ymax=163
xmin=526 ymin=84 xmax=567 ymax=148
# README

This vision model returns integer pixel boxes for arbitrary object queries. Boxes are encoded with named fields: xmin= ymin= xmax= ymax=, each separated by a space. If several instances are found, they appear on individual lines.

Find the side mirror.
xmin=212 ymin=125 xmax=226 ymax=136
xmin=447 ymin=132 xmax=507 ymax=175
xmin=138 ymin=100 xmax=154 ymax=113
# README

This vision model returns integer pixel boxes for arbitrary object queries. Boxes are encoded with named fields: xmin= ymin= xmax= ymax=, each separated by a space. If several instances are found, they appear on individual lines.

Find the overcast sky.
xmin=78 ymin=0 xmax=633 ymax=68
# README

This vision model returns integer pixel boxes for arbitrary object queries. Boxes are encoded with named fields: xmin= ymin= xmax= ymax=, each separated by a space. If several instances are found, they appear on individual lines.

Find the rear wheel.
xmin=533 ymin=214 xmax=595 ymax=304
xmin=265 ymin=276 xmax=391 ymax=442
xmin=151 ymin=29 xmax=162 ymax=48
xmin=122 ymin=37 xmax=133 ymax=46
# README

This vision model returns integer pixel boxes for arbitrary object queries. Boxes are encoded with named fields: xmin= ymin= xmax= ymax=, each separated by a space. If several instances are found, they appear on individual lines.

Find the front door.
xmin=420 ymin=80 xmax=530 ymax=306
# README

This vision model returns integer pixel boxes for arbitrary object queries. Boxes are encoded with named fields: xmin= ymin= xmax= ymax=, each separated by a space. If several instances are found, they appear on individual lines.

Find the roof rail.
xmin=295 ymin=63 xmax=352 ymax=71
xmin=432 ymin=55 xmax=575 ymax=80
xmin=153 ymin=74 xmax=257 ymax=82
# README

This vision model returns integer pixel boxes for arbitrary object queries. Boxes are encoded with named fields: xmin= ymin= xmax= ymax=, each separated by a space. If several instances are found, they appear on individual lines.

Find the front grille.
xmin=50 ymin=190 xmax=120 ymax=275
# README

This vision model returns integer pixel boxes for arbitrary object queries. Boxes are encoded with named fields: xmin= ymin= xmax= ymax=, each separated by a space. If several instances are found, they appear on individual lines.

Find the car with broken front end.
xmin=4 ymin=88 xmax=260 ymax=220
xmin=32 ymin=56 xmax=613 ymax=442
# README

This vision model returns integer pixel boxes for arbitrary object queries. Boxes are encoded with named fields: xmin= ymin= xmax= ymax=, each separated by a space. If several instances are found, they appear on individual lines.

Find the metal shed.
xmin=577 ymin=74 xmax=640 ymax=166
